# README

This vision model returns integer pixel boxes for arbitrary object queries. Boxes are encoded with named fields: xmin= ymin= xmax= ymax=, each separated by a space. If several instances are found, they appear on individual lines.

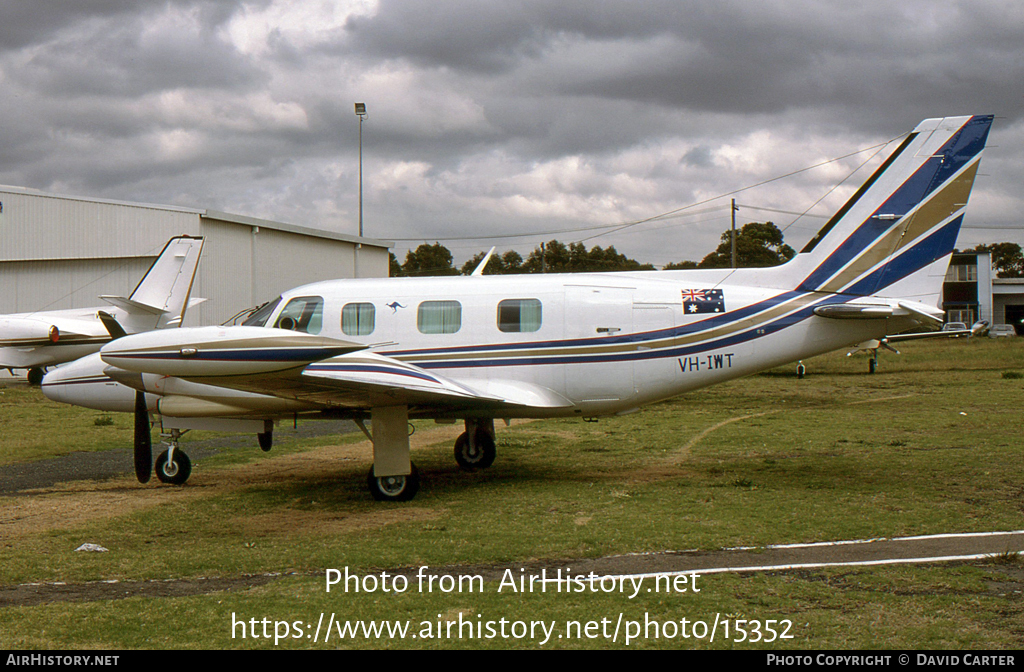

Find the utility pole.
xmin=730 ymin=199 xmax=738 ymax=269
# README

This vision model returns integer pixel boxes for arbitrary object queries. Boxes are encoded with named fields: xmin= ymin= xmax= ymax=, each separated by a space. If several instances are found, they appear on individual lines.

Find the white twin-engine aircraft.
xmin=2 ymin=236 xmax=204 ymax=384
xmin=42 ymin=115 xmax=994 ymax=502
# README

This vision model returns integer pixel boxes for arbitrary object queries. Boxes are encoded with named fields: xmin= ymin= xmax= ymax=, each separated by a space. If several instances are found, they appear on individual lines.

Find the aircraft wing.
xmin=181 ymin=351 xmax=574 ymax=413
xmin=100 ymin=328 xmax=573 ymax=415
xmin=293 ymin=352 xmax=572 ymax=411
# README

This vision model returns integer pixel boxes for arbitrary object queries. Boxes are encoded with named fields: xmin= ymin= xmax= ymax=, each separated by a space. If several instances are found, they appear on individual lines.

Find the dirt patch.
xmin=241 ymin=506 xmax=443 ymax=536
xmin=0 ymin=574 xmax=283 ymax=608
xmin=0 ymin=423 xmax=464 ymax=542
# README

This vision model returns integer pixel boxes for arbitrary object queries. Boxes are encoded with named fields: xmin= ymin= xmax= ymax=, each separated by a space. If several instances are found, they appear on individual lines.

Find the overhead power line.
xmin=389 ymin=134 xmax=904 ymax=246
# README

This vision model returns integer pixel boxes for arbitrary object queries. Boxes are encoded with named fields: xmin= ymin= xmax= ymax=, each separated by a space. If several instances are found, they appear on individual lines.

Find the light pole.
xmin=354 ymin=103 xmax=367 ymax=238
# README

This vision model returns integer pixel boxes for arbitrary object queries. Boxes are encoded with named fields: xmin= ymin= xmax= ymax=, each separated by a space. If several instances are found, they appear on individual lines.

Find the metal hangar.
xmin=0 ymin=185 xmax=392 ymax=327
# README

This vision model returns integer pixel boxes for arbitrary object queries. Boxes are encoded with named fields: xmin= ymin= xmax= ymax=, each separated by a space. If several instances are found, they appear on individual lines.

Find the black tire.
xmin=367 ymin=464 xmax=419 ymax=502
xmin=258 ymin=431 xmax=273 ymax=452
xmin=155 ymin=449 xmax=192 ymax=485
xmin=869 ymin=358 xmax=877 ymax=374
xmin=27 ymin=367 xmax=45 ymax=386
xmin=454 ymin=429 xmax=496 ymax=470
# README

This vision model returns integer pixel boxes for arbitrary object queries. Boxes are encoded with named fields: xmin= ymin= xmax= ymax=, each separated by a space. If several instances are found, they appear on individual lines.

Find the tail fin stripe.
xmin=797 ymin=115 xmax=991 ymax=294
xmin=843 ymin=215 xmax=963 ymax=297
xmin=813 ymin=156 xmax=981 ymax=295
xmin=800 ymin=132 xmax=919 ymax=254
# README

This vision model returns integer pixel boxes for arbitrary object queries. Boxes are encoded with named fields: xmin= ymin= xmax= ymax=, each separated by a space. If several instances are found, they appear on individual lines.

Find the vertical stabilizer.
xmin=791 ymin=115 xmax=993 ymax=301
xmin=101 ymin=236 xmax=205 ymax=331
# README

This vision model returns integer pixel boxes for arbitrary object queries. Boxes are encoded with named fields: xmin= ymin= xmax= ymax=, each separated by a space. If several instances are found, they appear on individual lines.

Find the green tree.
xmin=459 ymin=250 xmax=525 ymax=275
xmin=522 ymin=240 xmax=572 ymax=273
xmin=663 ymin=260 xmax=698 ymax=270
xmin=520 ymin=240 xmax=653 ymax=273
xmin=963 ymin=242 xmax=1024 ymax=278
xmin=400 ymin=243 xmax=460 ymax=276
xmin=666 ymin=222 xmax=795 ymax=269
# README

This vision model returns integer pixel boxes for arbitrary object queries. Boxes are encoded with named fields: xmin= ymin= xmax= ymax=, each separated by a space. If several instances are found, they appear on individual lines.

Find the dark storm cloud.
xmin=343 ymin=0 xmax=681 ymax=73
xmin=345 ymin=0 xmax=1023 ymax=130
xmin=12 ymin=6 xmax=264 ymax=98
xmin=0 ymin=0 xmax=1020 ymax=264
xmin=0 ymin=0 xmax=256 ymax=52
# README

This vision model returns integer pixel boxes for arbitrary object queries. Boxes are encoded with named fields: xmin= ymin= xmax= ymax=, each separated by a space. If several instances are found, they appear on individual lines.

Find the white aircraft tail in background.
xmin=1 ymin=236 xmax=204 ymax=384
xmin=42 ymin=115 xmax=996 ymax=500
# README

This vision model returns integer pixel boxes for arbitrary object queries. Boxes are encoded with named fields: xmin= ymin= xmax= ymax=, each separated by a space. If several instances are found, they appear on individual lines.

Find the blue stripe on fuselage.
xmin=411 ymin=292 xmax=850 ymax=370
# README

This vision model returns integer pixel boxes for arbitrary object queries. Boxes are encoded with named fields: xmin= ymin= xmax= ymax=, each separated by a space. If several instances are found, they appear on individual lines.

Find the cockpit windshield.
xmin=241 ymin=297 xmax=282 ymax=327
xmin=273 ymin=296 xmax=324 ymax=334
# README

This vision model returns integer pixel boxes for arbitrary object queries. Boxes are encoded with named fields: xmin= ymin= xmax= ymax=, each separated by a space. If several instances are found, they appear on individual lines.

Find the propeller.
xmin=99 ymin=310 xmax=152 ymax=482
xmin=133 ymin=391 xmax=152 ymax=483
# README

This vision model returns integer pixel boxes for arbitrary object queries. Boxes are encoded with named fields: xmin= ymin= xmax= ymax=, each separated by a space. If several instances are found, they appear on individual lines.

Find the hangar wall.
xmin=0 ymin=186 xmax=391 ymax=327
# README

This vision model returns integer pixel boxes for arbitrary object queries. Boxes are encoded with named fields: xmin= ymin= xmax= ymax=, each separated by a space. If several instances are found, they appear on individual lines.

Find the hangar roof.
xmin=0 ymin=184 xmax=392 ymax=253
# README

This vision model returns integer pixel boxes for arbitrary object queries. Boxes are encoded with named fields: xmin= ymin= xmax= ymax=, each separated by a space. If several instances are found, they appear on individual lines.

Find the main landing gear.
xmin=27 ymin=367 xmax=46 ymax=386
xmin=363 ymin=415 xmax=499 ymax=502
xmin=454 ymin=419 xmax=496 ymax=470
xmin=367 ymin=464 xmax=420 ymax=502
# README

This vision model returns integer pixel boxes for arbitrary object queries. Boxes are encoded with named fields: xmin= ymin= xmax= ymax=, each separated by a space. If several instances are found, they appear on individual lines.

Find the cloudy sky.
xmin=2 ymin=0 xmax=1022 ymax=267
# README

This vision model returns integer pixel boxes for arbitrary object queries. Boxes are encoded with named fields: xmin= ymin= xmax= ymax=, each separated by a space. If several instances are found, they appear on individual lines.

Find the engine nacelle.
xmin=41 ymin=353 xmax=140 ymax=412
xmin=100 ymin=326 xmax=363 ymax=378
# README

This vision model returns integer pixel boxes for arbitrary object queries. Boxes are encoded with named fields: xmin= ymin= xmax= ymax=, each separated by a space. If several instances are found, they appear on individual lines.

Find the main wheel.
xmin=155 ymin=449 xmax=192 ymax=485
xmin=27 ymin=367 xmax=45 ymax=386
xmin=454 ymin=429 xmax=496 ymax=470
xmin=367 ymin=464 xmax=420 ymax=502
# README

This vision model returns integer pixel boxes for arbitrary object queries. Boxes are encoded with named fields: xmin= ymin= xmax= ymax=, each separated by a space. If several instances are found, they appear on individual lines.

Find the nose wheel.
xmin=155 ymin=428 xmax=192 ymax=485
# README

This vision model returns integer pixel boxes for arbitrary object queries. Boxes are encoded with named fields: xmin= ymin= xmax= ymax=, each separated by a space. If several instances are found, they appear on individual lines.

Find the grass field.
xmin=1 ymin=337 xmax=1022 ymax=649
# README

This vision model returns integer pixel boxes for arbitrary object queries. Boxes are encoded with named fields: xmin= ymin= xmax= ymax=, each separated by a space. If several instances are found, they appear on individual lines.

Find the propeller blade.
xmin=134 ymin=391 xmax=152 ymax=483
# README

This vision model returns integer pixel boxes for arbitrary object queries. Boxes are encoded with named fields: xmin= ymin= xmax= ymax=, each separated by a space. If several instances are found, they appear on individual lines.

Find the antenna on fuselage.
xmin=471 ymin=247 xmax=496 ymax=276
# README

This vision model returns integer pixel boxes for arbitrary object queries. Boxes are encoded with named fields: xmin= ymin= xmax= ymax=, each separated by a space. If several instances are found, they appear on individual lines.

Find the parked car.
xmin=988 ymin=324 xmax=1017 ymax=338
xmin=941 ymin=322 xmax=968 ymax=337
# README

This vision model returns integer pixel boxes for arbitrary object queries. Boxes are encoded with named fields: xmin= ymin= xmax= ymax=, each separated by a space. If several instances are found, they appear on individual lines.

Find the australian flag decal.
xmin=681 ymin=288 xmax=726 ymax=314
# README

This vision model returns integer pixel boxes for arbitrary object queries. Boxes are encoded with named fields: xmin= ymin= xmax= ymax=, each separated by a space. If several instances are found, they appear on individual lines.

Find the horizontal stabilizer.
xmin=814 ymin=304 xmax=894 ymax=319
xmin=99 ymin=295 xmax=168 ymax=315
xmin=814 ymin=299 xmax=944 ymax=329
xmin=896 ymin=301 xmax=944 ymax=328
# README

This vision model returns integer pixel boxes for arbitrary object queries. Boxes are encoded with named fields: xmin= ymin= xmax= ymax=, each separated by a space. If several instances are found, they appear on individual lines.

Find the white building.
xmin=0 ymin=185 xmax=391 ymax=327
xmin=944 ymin=250 xmax=1024 ymax=333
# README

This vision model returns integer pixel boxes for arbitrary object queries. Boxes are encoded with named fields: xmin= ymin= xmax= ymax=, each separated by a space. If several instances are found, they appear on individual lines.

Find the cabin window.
xmin=242 ymin=296 xmax=281 ymax=327
xmin=274 ymin=295 xmax=324 ymax=334
xmin=417 ymin=300 xmax=462 ymax=334
xmin=497 ymin=298 xmax=542 ymax=332
xmin=342 ymin=302 xmax=376 ymax=336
